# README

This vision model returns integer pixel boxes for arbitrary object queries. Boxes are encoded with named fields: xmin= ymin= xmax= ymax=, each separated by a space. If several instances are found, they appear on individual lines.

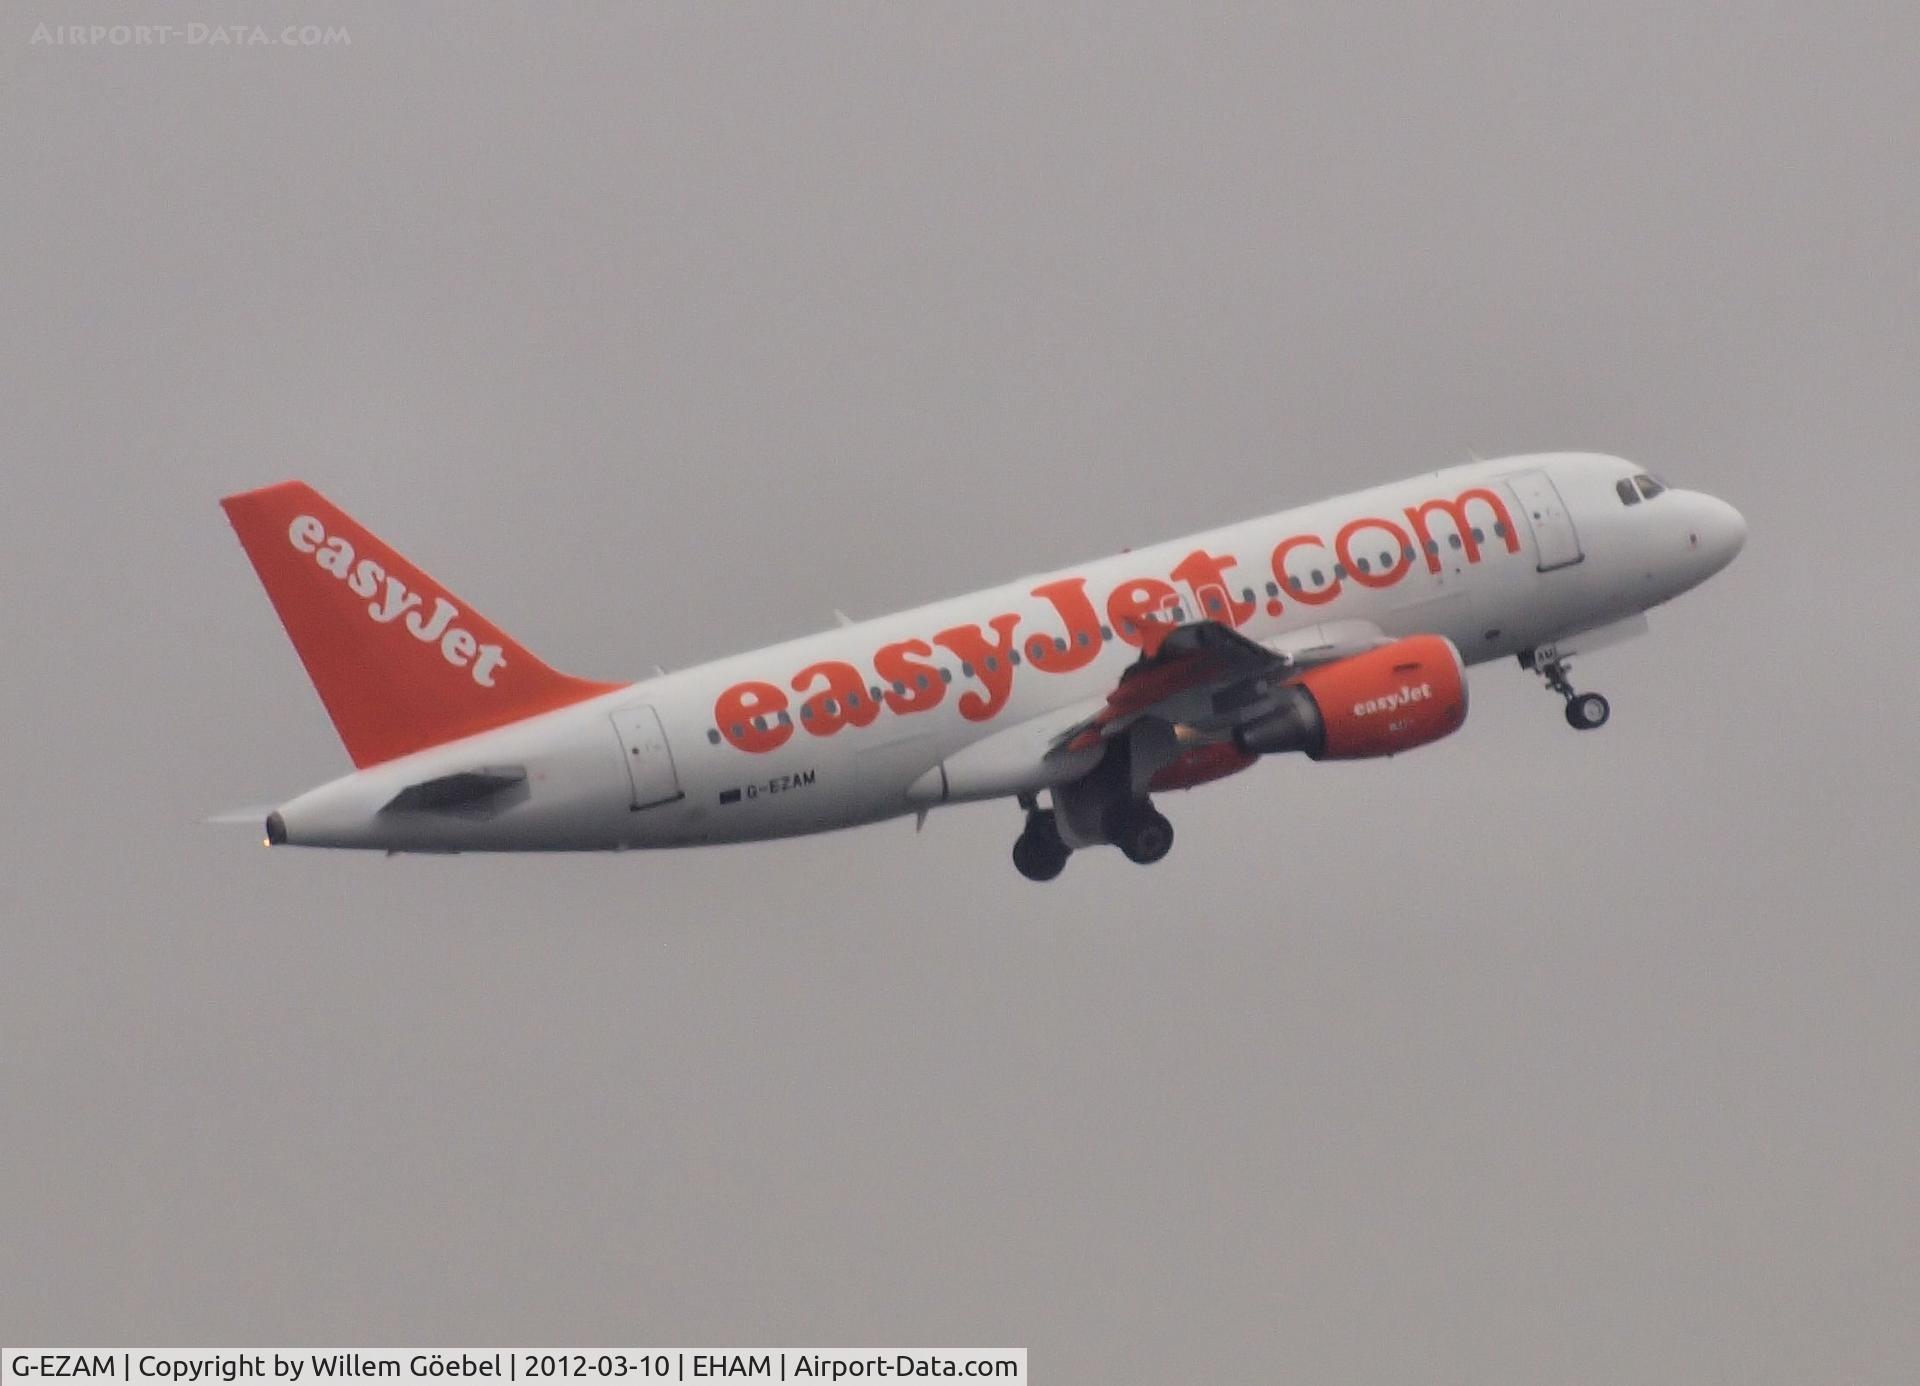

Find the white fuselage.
xmin=270 ymin=453 xmax=1745 ymax=852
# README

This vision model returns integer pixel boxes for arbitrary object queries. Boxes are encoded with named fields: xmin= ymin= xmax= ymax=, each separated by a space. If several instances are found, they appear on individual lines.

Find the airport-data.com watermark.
xmin=29 ymin=21 xmax=350 ymax=49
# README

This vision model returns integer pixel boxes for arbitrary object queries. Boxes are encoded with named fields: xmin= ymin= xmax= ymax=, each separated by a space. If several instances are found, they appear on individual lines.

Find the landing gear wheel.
xmin=1565 ymin=691 xmax=1611 ymax=730
xmin=1012 ymin=834 xmax=1068 ymax=881
xmin=1525 ymin=647 xmax=1611 ymax=732
xmin=1109 ymin=801 xmax=1175 ymax=866
xmin=1012 ymin=809 xmax=1070 ymax=882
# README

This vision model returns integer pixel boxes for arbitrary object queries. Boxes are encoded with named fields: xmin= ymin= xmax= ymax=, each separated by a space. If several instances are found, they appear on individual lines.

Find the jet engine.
xmin=1233 ymin=634 xmax=1468 ymax=760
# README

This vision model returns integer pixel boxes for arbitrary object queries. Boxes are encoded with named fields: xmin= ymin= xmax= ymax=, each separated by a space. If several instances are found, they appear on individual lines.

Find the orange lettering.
xmin=1403 ymin=488 xmax=1520 ymax=573
xmin=875 ymin=638 xmax=946 ymax=715
xmin=1024 ymin=578 xmax=1104 ymax=672
xmin=714 ymin=680 xmax=793 ymax=754
xmin=792 ymin=659 xmax=880 ymax=736
xmin=1334 ymin=516 xmax=1413 ymax=589
xmin=1170 ymin=549 xmax=1254 ymax=625
xmin=1271 ymin=534 xmax=1341 ymax=606
xmin=933 ymin=614 xmax=1022 ymax=722
xmin=1106 ymin=578 xmax=1180 ymax=647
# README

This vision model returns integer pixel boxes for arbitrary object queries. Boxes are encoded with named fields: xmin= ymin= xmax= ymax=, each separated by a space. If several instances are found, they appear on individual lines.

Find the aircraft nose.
xmin=1688 ymin=494 xmax=1747 ymax=571
xmin=1709 ymin=496 xmax=1747 ymax=560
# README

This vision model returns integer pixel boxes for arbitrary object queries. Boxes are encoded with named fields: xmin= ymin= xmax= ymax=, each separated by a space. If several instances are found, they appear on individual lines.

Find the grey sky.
xmin=2 ymin=3 xmax=1916 ymax=1380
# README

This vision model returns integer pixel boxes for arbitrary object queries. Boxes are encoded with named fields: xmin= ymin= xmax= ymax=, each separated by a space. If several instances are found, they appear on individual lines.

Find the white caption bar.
xmin=3 ymin=1354 xmax=1025 ymax=1386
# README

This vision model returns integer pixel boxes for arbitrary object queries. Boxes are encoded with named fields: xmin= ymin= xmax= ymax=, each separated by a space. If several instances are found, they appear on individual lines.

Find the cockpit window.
xmin=1616 ymin=478 xmax=1641 ymax=506
xmin=1634 ymin=474 xmax=1667 ymax=499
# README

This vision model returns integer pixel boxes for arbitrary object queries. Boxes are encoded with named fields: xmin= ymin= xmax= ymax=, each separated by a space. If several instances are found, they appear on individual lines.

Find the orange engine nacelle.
xmin=1234 ymin=634 xmax=1468 ymax=761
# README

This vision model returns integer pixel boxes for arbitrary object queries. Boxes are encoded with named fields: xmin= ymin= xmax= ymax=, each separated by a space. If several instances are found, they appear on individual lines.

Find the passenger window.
xmin=1493 ymin=521 xmax=1508 ymax=538
xmin=1448 ymin=533 xmax=1462 ymax=550
xmin=1265 ymin=581 xmax=1280 ymax=597
xmin=1355 ymin=557 xmax=1370 ymax=574
xmin=1310 ymin=568 xmax=1324 ymax=585
xmin=1471 ymin=527 xmax=1484 ymax=543
xmin=707 ymin=728 xmax=722 ymax=743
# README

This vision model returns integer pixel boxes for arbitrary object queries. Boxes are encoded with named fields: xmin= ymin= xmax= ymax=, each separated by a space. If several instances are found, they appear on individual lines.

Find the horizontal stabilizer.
xmin=381 ymin=766 xmax=528 ymax=814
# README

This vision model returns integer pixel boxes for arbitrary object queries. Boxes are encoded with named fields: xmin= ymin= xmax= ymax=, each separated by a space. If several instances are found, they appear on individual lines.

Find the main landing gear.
xmin=1106 ymin=798 xmax=1175 ymax=865
xmin=1012 ymin=806 xmax=1071 ymax=882
xmin=1524 ymin=648 xmax=1611 ymax=731
xmin=1010 ymin=795 xmax=1175 ymax=880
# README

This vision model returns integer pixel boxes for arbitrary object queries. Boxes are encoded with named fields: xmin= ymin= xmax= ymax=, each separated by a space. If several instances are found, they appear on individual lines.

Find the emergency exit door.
xmin=1503 ymin=470 xmax=1584 ymax=571
xmin=610 ymin=704 xmax=683 ymax=810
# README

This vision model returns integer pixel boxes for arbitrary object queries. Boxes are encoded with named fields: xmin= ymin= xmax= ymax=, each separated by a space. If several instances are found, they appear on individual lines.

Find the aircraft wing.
xmin=914 ymin=616 xmax=1396 ymax=806
xmin=1047 ymin=617 xmax=1390 ymax=760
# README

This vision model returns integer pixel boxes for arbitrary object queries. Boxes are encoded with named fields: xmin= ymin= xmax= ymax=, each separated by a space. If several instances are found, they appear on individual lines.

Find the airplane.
xmin=220 ymin=452 xmax=1745 ymax=879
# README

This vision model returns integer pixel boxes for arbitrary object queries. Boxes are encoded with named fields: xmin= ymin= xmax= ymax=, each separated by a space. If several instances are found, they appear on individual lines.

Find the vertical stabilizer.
xmin=222 ymin=481 xmax=623 ymax=767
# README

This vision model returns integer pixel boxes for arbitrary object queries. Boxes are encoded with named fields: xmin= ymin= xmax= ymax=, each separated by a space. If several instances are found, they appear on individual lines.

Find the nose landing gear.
xmin=1565 ymin=691 xmax=1611 ymax=730
xmin=1523 ymin=647 xmax=1611 ymax=731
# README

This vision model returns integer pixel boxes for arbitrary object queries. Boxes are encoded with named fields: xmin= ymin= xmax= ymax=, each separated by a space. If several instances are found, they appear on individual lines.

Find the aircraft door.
xmin=610 ymin=704 xmax=684 ymax=810
xmin=1504 ymin=470 xmax=1584 ymax=571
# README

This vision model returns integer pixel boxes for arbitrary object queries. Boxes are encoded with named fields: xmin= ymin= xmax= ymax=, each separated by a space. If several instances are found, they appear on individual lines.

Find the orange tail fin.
xmin=221 ymin=481 xmax=623 ymax=767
